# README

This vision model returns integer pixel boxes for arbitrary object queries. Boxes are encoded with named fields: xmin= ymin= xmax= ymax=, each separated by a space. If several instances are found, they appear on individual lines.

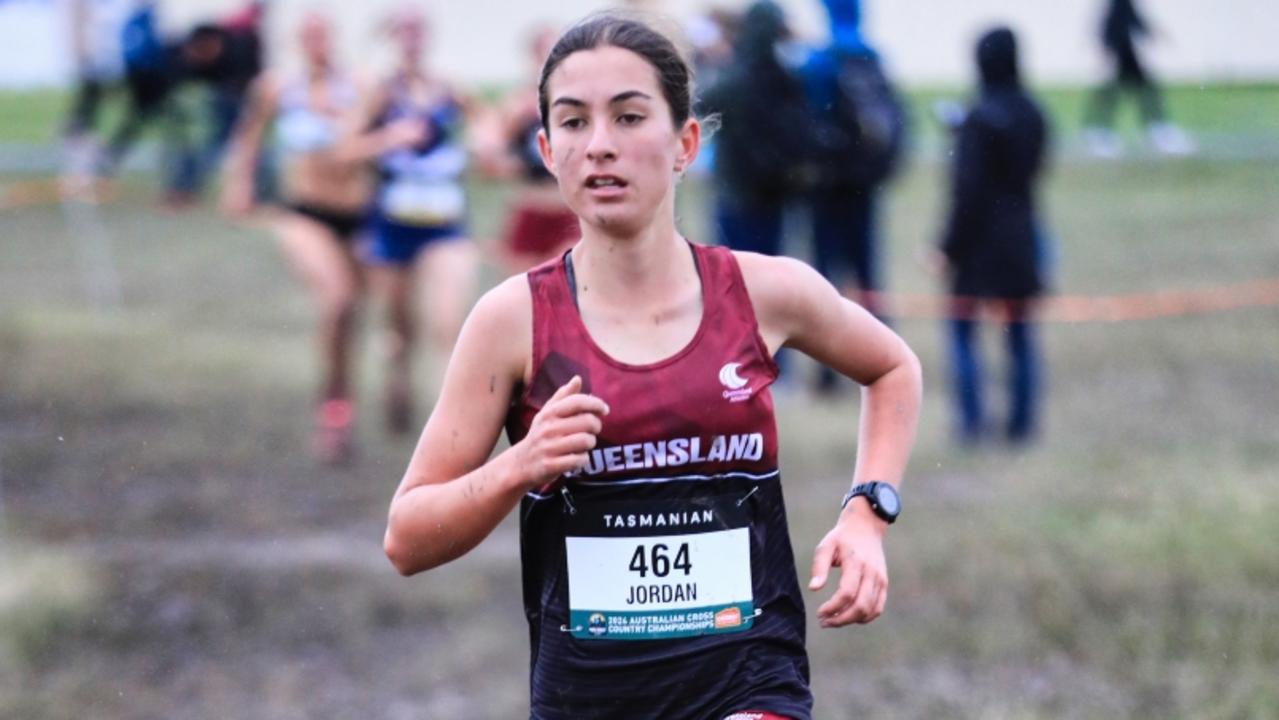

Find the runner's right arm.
xmin=384 ymin=276 xmax=609 ymax=575
xmin=220 ymin=72 xmax=279 ymax=216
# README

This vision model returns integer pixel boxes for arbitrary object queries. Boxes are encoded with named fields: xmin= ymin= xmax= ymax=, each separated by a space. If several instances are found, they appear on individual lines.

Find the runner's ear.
xmin=537 ymin=128 xmax=557 ymax=178
xmin=674 ymin=117 xmax=700 ymax=175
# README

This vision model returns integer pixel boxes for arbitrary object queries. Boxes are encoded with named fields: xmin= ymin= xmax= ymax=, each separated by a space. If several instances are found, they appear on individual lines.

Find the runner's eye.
xmin=617 ymin=113 xmax=644 ymax=126
xmin=560 ymin=117 xmax=586 ymax=130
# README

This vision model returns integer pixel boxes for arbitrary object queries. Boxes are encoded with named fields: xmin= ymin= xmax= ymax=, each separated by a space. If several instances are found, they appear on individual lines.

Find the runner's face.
xmin=393 ymin=15 xmax=428 ymax=62
xmin=539 ymin=46 xmax=699 ymax=237
xmin=299 ymin=15 xmax=331 ymax=68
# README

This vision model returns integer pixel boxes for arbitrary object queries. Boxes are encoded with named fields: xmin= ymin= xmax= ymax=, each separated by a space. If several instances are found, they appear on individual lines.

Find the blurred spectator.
xmin=62 ymin=0 xmax=132 ymax=164
xmin=938 ymin=27 xmax=1049 ymax=445
xmin=69 ymin=2 xmax=263 ymax=205
xmin=1082 ymin=0 xmax=1194 ymax=157
xmin=684 ymin=7 xmax=738 ymax=178
xmin=176 ymin=2 xmax=265 ymax=199
xmin=701 ymin=0 xmax=810 ymax=257
xmin=800 ymin=0 xmax=907 ymax=393
xmin=97 ymin=1 xmax=194 ymax=197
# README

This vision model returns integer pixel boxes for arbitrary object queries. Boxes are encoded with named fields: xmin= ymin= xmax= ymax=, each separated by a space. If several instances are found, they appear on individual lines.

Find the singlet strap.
xmin=562 ymin=241 xmax=701 ymax=310
xmin=563 ymin=249 xmax=579 ymax=311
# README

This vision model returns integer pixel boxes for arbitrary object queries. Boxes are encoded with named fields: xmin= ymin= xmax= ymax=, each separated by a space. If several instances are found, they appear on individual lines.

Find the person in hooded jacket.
xmin=700 ymin=1 xmax=811 ymax=258
xmin=937 ymin=26 xmax=1049 ymax=445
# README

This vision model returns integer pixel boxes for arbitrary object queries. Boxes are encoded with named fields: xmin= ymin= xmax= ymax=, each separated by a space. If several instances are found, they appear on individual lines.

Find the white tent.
xmin=2 ymin=0 xmax=1277 ymax=90
xmin=0 ymin=0 xmax=72 ymax=88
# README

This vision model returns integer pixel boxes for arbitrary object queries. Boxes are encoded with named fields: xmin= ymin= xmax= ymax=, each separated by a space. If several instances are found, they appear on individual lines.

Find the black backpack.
xmin=814 ymin=53 xmax=907 ymax=187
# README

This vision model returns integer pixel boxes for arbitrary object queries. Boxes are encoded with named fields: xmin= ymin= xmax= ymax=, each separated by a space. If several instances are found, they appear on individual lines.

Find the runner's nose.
xmin=585 ymin=120 xmax=618 ymax=163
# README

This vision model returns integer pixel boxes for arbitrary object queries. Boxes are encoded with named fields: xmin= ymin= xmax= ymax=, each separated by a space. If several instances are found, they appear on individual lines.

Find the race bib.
xmin=382 ymin=179 xmax=465 ymax=227
xmin=564 ymin=495 xmax=755 ymax=641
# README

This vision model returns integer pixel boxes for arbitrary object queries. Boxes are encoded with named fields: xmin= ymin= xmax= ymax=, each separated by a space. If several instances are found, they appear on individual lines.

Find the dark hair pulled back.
xmin=538 ymin=13 xmax=692 ymax=134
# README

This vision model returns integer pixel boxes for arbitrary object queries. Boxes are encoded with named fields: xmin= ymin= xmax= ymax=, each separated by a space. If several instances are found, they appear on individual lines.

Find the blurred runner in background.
xmin=475 ymin=24 xmax=579 ymax=273
xmin=355 ymin=6 xmax=480 ymax=435
xmin=221 ymin=11 xmax=423 ymax=464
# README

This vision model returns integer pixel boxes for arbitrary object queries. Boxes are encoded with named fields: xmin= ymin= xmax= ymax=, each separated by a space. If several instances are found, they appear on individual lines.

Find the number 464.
xmin=628 ymin=543 xmax=692 ymax=578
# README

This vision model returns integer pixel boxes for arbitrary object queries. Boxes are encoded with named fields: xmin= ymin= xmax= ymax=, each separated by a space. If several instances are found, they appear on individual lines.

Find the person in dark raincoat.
xmin=938 ymin=26 xmax=1049 ymax=445
xmin=701 ymin=0 xmax=810 ymax=258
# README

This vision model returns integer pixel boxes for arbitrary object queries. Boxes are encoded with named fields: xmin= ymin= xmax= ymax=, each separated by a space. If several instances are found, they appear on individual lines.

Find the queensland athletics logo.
xmin=718 ymin=362 xmax=754 ymax=403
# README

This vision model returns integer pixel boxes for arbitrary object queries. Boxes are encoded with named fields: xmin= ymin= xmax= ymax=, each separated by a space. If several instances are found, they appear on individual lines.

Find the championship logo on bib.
xmin=564 ymin=495 xmax=755 ymax=641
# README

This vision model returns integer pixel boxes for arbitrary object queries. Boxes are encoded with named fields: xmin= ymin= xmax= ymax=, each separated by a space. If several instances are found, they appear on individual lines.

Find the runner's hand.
xmin=808 ymin=509 xmax=889 ymax=627
xmin=383 ymin=117 xmax=430 ymax=152
xmin=514 ymin=375 xmax=608 ymax=490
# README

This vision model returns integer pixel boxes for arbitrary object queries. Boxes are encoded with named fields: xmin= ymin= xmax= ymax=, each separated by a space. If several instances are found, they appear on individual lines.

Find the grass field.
xmin=5 ymin=83 xmax=1279 ymax=145
xmin=3 ymin=85 xmax=1279 ymax=719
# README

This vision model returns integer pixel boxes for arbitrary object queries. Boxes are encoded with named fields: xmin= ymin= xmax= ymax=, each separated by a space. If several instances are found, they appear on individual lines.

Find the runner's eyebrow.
xmin=609 ymin=90 xmax=652 ymax=104
xmin=551 ymin=91 xmax=653 ymax=110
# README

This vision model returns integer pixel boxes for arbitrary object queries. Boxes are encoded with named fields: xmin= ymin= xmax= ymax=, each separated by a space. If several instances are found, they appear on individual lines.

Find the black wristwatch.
xmin=841 ymin=482 xmax=901 ymax=524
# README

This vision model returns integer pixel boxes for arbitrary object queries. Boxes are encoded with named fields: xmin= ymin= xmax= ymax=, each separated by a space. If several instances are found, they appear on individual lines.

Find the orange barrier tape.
xmin=6 ymin=176 xmax=1279 ymax=323
xmin=0 ymin=178 xmax=117 ymax=210
xmin=869 ymin=278 xmax=1279 ymax=323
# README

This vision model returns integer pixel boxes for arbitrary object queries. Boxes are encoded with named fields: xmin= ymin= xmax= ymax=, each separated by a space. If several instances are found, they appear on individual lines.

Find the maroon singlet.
xmin=506 ymin=242 xmax=812 ymax=720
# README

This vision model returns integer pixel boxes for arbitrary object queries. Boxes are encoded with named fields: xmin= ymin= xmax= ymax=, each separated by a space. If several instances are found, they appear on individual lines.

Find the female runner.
xmin=478 ymin=25 xmax=580 ymax=272
xmin=357 ymin=8 xmax=478 ymax=431
xmin=384 ymin=14 xmax=921 ymax=719
xmin=222 ymin=12 xmax=421 ymax=462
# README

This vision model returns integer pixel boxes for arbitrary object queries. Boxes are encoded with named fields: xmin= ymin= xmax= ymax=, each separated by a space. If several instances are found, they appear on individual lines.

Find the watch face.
xmin=875 ymin=485 xmax=900 ymax=516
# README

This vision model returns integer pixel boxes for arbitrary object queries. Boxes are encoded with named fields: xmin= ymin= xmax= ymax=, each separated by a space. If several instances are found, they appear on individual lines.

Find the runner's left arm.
xmin=738 ymin=252 xmax=922 ymax=627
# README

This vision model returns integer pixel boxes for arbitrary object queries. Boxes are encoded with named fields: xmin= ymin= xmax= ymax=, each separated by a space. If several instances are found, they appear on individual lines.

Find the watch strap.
xmin=841 ymin=481 xmax=899 ymax=523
